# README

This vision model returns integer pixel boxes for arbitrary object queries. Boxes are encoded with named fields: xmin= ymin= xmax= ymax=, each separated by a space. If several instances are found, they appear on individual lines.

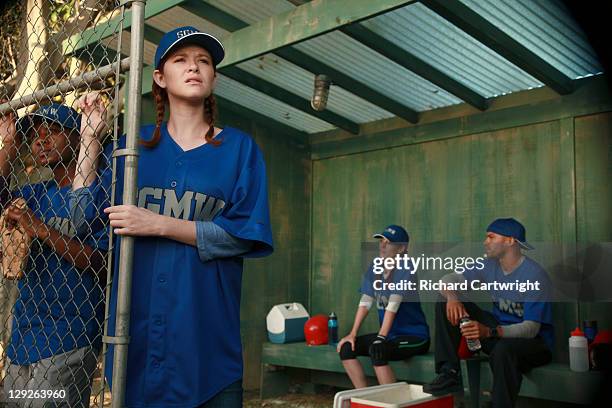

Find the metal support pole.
xmin=110 ymin=0 xmax=146 ymax=407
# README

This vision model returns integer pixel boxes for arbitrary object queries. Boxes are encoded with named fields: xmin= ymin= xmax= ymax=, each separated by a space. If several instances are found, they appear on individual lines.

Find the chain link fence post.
xmin=0 ymin=1 xmax=134 ymax=406
xmin=108 ymin=0 xmax=145 ymax=406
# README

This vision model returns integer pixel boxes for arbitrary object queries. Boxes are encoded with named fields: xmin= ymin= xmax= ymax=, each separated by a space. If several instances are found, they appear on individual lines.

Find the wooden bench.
xmin=261 ymin=342 xmax=604 ymax=406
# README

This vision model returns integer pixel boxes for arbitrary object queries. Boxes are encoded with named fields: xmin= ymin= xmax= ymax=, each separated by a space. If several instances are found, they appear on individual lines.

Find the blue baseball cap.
xmin=373 ymin=225 xmax=409 ymax=244
xmin=154 ymin=26 xmax=225 ymax=69
xmin=487 ymin=218 xmax=534 ymax=250
xmin=17 ymin=103 xmax=81 ymax=139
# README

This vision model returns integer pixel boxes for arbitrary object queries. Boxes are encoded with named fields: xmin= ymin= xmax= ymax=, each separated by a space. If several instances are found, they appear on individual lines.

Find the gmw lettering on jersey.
xmin=138 ymin=187 xmax=226 ymax=221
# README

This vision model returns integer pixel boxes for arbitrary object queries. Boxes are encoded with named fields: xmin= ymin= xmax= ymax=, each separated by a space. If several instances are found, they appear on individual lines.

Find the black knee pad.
xmin=371 ymin=354 xmax=389 ymax=367
xmin=339 ymin=342 xmax=357 ymax=360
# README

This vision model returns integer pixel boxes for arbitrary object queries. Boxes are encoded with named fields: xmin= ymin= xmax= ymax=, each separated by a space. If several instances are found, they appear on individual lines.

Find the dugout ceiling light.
xmin=311 ymin=74 xmax=331 ymax=111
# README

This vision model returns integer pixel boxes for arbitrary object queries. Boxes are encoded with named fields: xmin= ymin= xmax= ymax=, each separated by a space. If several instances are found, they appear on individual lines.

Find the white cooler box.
xmin=266 ymin=303 xmax=309 ymax=344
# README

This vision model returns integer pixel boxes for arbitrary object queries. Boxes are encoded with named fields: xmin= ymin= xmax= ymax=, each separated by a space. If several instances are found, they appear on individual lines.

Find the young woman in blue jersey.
xmin=71 ymin=27 xmax=274 ymax=407
xmin=337 ymin=225 xmax=429 ymax=388
xmin=0 ymin=103 xmax=108 ymax=406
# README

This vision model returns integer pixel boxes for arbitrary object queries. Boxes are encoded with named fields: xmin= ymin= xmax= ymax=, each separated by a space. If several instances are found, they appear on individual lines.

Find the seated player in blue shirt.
xmin=0 ymin=103 xmax=108 ymax=406
xmin=423 ymin=218 xmax=553 ymax=408
xmin=337 ymin=225 xmax=430 ymax=388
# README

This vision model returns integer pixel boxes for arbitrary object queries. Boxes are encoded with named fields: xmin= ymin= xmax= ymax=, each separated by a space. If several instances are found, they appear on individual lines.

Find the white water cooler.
xmin=266 ymin=303 xmax=309 ymax=344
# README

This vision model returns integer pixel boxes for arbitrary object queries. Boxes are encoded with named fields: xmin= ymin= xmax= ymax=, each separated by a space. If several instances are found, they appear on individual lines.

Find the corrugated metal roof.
xmin=460 ymin=0 xmax=603 ymax=79
xmin=206 ymin=0 xmax=293 ymax=24
xmin=142 ymin=4 xmax=394 ymax=129
xmin=361 ymin=3 xmax=543 ymax=98
xmin=292 ymin=30 xmax=463 ymax=111
xmin=237 ymin=54 xmax=394 ymax=123
xmin=123 ymin=0 xmax=605 ymax=134
xmin=209 ymin=0 xmax=465 ymax=110
xmin=215 ymin=75 xmax=335 ymax=133
xmin=146 ymin=6 xmax=228 ymax=41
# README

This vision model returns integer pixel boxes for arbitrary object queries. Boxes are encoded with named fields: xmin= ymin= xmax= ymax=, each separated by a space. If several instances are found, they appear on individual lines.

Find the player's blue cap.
xmin=154 ymin=26 xmax=225 ymax=69
xmin=17 ymin=103 xmax=81 ymax=139
xmin=487 ymin=218 xmax=534 ymax=250
xmin=373 ymin=225 xmax=409 ymax=244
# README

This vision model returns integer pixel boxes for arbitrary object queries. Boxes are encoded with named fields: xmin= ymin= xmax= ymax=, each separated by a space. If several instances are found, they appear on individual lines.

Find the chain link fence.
xmin=0 ymin=0 xmax=140 ymax=406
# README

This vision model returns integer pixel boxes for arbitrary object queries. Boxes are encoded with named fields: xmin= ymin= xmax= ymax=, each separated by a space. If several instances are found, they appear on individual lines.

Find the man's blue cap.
xmin=487 ymin=218 xmax=534 ymax=250
xmin=154 ymin=26 xmax=225 ymax=69
xmin=17 ymin=103 xmax=81 ymax=139
xmin=373 ymin=225 xmax=409 ymax=244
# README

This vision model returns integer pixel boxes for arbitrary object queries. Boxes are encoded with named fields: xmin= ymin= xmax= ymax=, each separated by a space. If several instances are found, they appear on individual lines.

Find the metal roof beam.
xmin=420 ymin=0 xmax=574 ymax=95
xmin=341 ymin=23 xmax=488 ymax=110
xmin=180 ymin=0 xmax=420 ymax=123
xmin=221 ymin=67 xmax=360 ymax=134
xmin=214 ymin=0 xmax=416 ymax=69
xmin=180 ymin=0 xmax=246 ymax=31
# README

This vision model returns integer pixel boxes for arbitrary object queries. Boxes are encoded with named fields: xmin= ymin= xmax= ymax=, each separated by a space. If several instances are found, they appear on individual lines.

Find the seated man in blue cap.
xmin=0 ymin=101 xmax=108 ymax=406
xmin=337 ymin=225 xmax=430 ymax=388
xmin=423 ymin=218 xmax=553 ymax=408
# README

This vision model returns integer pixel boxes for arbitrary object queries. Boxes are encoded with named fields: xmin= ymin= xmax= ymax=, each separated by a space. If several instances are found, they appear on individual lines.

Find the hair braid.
xmin=204 ymin=94 xmax=221 ymax=146
xmin=142 ymin=80 xmax=166 ymax=148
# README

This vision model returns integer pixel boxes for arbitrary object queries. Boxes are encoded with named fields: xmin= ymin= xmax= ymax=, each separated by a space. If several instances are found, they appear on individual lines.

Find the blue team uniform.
xmin=6 ymin=181 xmax=107 ymax=365
xmin=463 ymin=257 xmax=554 ymax=350
xmin=360 ymin=262 xmax=429 ymax=340
xmin=75 ymin=123 xmax=273 ymax=407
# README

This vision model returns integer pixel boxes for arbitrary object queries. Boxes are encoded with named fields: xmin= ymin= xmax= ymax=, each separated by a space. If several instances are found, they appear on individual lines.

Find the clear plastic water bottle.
xmin=569 ymin=327 xmax=589 ymax=372
xmin=328 ymin=312 xmax=338 ymax=345
xmin=459 ymin=317 xmax=481 ymax=352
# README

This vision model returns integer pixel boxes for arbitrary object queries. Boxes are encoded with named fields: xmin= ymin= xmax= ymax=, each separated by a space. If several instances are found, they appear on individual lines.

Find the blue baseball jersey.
xmin=6 ymin=181 xmax=107 ymax=365
xmin=86 ymin=123 xmax=273 ymax=407
xmin=360 ymin=260 xmax=429 ymax=340
xmin=463 ymin=257 xmax=554 ymax=350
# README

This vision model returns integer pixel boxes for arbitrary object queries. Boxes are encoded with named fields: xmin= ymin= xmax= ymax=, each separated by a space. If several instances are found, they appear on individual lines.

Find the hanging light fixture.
xmin=311 ymin=74 xmax=331 ymax=111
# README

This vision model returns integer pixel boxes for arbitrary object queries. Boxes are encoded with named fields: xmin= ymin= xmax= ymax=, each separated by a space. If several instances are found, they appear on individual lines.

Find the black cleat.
xmin=422 ymin=369 xmax=462 ymax=395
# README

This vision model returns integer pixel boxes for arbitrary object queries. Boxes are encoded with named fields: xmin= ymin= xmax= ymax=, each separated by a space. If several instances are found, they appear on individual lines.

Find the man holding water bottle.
xmin=423 ymin=218 xmax=554 ymax=408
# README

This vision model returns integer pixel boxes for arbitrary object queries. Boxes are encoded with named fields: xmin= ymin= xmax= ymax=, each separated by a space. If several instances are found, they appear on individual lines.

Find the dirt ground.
xmin=89 ymin=378 xmax=337 ymax=408
xmin=244 ymin=389 xmax=336 ymax=408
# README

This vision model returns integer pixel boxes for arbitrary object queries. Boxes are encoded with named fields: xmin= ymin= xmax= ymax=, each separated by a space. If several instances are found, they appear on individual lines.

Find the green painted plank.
xmin=178 ymin=0 xmax=420 ymax=123
xmin=310 ymin=76 xmax=612 ymax=160
xmin=218 ymin=0 xmax=416 ymax=69
xmin=141 ymin=65 xmax=155 ymax=94
xmin=221 ymin=66 xmax=360 ymax=134
xmin=143 ymin=23 xmax=165 ymax=45
xmin=341 ymin=23 xmax=488 ymax=110
xmin=421 ymin=0 xmax=574 ymax=95
xmin=237 ymin=115 xmax=311 ymax=388
xmin=309 ymin=119 xmax=594 ymax=362
xmin=575 ymin=112 xmax=612 ymax=337
xmin=62 ymin=0 xmax=187 ymax=55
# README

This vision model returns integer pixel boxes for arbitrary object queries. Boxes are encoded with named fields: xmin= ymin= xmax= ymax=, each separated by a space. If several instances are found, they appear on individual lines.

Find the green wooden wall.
xmin=138 ymin=86 xmax=611 ymax=388
xmin=310 ymin=112 xmax=612 ymax=364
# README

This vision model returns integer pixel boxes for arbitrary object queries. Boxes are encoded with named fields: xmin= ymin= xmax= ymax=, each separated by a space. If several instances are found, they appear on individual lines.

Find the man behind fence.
xmin=0 ymin=102 xmax=108 ymax=407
